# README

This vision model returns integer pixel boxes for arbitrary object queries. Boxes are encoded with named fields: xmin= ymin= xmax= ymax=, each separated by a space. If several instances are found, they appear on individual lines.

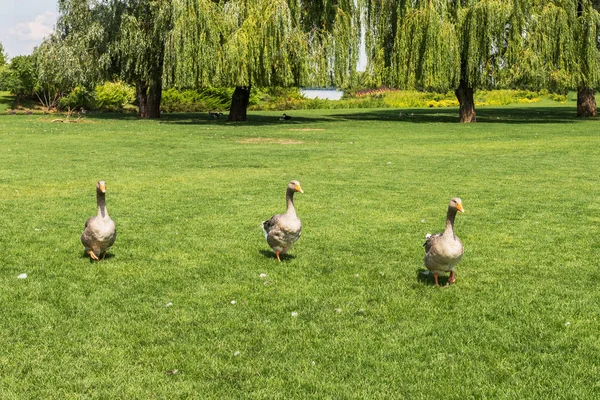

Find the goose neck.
xmin=285 ymin=188 xmax=296 ymax=216
xmin=444 ymin=207 xmax=457 ymax=237
xmin=97 ymin=191 xmax=108 ymax=218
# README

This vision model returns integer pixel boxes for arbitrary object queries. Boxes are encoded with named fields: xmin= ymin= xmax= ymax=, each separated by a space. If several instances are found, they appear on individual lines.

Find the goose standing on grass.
xmin=279 ymin=113 xmax=292 ymax=121
xmin=81 ymin=180 xmax=117 ymax=261
xmin=424 ymin=197 xmax=464 ymax=287
xmin=262 ymin=180 xmax=303 ymax=261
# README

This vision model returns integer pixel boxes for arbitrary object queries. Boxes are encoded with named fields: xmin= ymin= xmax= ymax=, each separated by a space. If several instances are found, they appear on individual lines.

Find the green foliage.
xmin=161 ymin=87 xmax=234 ymax=112
xmin=0 ymin=41 xmax=7 ymax=66
xmin=0 ymin=56 xmax=37 ymax=98
xmin=167 ymin=0 xmax=361 ymax=90
xmin=95 ymin=81 xmax=135 ymax=111
xmin=58 ymin=86 xmax=97 ymax=111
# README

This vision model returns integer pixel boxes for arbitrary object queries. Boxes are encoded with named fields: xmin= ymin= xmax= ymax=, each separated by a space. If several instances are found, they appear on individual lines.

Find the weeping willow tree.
xmin=365 ymin=0 xmax=515 ymax=122
xmin=507 ymin=0 xmax=600 ymax=117
xmin=572 ymin=0 xmax=600 ymax=116
xmin=53 ymin=0 xmax=174 ymax=118
xmin=166 ymin=0 xmax=361 ymax=121
xmin=366 ymin=0 xmax=600 ymax=121
xmin=111 ymin=0 xmax=174 ymax=118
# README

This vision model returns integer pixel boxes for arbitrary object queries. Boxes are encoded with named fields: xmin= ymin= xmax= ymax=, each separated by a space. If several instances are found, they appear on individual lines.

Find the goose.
xmin=279 ymin=113 xmax=292 ymax=121
xmin=81 ymin=180 xmax=117 ymax=261
xmin=262 ymin=180 xmax=303 ymax=261
xmin=423 ymin=197 xmax=464 ymax=286
xmin=209 ymin=111 xmax=223 ymax=119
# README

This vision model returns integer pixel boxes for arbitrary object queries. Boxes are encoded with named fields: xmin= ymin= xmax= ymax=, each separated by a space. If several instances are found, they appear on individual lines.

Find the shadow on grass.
xmin=78 ymin=104 xmax=588 ymax=127
xmin=416 ymin=268 xmax=452 ymax=287
xmin=143 ymin=106 xmax=584 ymax=126
xmin=80 ymin=251 xmax=115 ymax=263
xmin=0 ymin=93 xmax=15 ymax=112
xmin=258 ymin=249 xmax=297 ymax=262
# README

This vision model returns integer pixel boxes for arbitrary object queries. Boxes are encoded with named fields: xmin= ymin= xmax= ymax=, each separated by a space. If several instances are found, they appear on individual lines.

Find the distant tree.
xmin=365 ymin=0 xmax=515 ymax=122
xmin=0 ymin=42 xmax=7 ymax=66
xmin=365 ymin=0 xmax=600 ymax=122
xmin=54 ymin=0 xmax=173 ymax=118
xmin=1 ymin=56 xmax=37 ymax=99
xmin=167 ymin=0 xmax=361 ymax=121
xmin=514 ymin=1 xmax=600 ymax=117
xmin=110 ymin=0 xmax=173 ymax=118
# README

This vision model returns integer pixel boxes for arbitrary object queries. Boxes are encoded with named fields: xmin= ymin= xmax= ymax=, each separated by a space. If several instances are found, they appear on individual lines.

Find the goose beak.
xmin=456 ymin=203 xmax=464 ymax=213
xmin=98 ymin=182 xmax=106 ymax=193
xmin=296 ymin=185 xmax=303 ymax=193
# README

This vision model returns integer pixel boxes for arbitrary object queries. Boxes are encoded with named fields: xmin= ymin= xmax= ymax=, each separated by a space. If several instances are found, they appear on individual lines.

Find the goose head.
xmin=288 ymin=180 xmax=303 ymax=193
xmin=449 ymin=197 xmax=464 ymax=213
xmin=97 ymin=180 xmax=107 ymax=194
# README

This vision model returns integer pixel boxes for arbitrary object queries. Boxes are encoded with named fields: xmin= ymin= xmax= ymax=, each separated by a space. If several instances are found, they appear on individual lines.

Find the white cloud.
xmin=9 ymin=11 xmax=57 ymax=41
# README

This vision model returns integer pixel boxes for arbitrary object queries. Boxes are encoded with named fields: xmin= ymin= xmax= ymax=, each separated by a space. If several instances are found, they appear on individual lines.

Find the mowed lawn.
xmin=1 ymin=104 xmax=599 ymax=398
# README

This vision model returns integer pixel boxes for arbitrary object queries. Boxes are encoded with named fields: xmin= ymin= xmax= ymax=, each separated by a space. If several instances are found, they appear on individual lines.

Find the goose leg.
xmin=433 ymin=273 xmax=440 ymax=287
xmin=101 ymin=251 xmax=106 ymax=260
xmin=448 ymin=270 xmax=456 ymax=284
xmin=275 ymin=251 xmax=281 ymax=262
xmin=88 ymin=250 xmax=99 ymax=261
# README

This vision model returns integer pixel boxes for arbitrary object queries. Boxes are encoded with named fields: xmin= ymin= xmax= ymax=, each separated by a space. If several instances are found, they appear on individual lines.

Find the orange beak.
xmin=296 ymin=184 xmax=304 ymax=193
xmin=98 ymin=182 xmax=106 ymax=193
xmin=456 ymin=203 xmax=464 ymax=213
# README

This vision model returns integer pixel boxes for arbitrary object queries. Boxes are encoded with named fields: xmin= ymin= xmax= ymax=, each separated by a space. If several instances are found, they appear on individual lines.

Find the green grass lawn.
xmin=1 ymin=105 xmax=599 ymax=398
xmin=0 ymin=91 xmax=14 ymax=113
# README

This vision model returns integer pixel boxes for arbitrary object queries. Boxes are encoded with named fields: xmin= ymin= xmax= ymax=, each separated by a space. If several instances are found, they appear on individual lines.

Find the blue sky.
xmin=1 ymin=0 xmax=59 ymax=59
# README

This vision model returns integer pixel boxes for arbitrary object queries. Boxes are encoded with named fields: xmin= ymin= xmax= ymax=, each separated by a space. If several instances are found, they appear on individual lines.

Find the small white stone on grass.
xmin=234 ymin=351 xmax=241 ymax=357
xmin=291 ymin=311 xmax=298 ymax=318
xmin=421 ymin=219 xmax=426 ymax=223
xmin=230 ymin=300 xmax=236 ymax=305
xmin=17 ymin=273 xmax=27 ymax=279
xmin=259 ymin=273 xmax=267 ymax=279
xmin=166 ymin=302 xmax=173 ymax=307
xmin=565 ymin=322 xmax=571 ymax=327
xmin=334 ymin=308 xmax=342 ymax=313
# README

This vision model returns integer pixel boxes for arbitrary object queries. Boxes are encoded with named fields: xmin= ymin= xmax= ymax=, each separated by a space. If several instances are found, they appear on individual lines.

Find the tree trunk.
xmin=577 ymin=87 xmax=597 ymax=117
xmin=136 ymin=79 xmax=162 ymax=119
xmin=145 ymin=78 xmax=162 ymax=119
xmin=228 ymin=86 xmax=251 ymax=122
xmin=136 ymin=81 xmax=149 ymax=118
xmin=455 ymin=79 xmax=476 ymax=123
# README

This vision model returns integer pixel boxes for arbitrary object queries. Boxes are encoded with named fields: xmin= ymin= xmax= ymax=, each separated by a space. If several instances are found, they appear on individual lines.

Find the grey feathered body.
xmin=262 ymin=213 xmax=302 ymax=254
xmin=81 ymin=215 xmax=116 ymax=257
xmin=424 ymin=232 xmax=463 ymax=274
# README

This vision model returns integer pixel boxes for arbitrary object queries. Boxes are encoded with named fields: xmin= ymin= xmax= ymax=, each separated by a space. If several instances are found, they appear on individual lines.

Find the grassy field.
xmin=0 ymin=104 xmax=599 ymax=398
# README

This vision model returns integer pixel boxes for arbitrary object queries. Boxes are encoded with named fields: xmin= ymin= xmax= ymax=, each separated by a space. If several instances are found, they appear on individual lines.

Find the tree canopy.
xmin=363 ymin=0 xmax=600 ymax=121
xmin=21 ymin=0 xmax=600 ymax=120
xmin=0 ymin=42 xmax=7 ymax=66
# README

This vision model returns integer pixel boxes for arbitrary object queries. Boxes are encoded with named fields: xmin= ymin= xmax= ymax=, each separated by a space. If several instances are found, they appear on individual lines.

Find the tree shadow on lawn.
xmin=258 ymin=249 xmax=297 ymax=262
xmin=330 ymin=106 xmax=581 ymax=125
xmin=87 ymin=105 xmax=583 ymax=126
xmin=0 ymin=93 xmax=15 ymax=112
xmin=416 ymin=268 xmax=452 ymax=287
xmin=155 ymin=106 xmax=581 ymax=126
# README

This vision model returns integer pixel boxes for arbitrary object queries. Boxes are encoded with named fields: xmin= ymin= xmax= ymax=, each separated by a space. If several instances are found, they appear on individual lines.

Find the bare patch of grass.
xmin=238 ymin=137 xmax=306 ymax=144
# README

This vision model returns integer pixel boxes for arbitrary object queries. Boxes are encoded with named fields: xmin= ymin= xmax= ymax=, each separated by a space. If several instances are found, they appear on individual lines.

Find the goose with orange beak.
xmin=423 ymin=197 xmax=464 ymax=286
xmin=81 ymin=180 xmax=117 ymax=261
xmin=262 ymin=180 xmax=303 ymax=261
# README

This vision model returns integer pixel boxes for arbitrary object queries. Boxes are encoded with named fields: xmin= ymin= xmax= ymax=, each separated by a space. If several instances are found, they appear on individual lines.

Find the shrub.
xmin=161 ymin=87 xmax=233 ymax=112
xmin=95 ymin=81 xmax=135 ymax=111
xmin=58 ymin=86 xmax=96 ymax=111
